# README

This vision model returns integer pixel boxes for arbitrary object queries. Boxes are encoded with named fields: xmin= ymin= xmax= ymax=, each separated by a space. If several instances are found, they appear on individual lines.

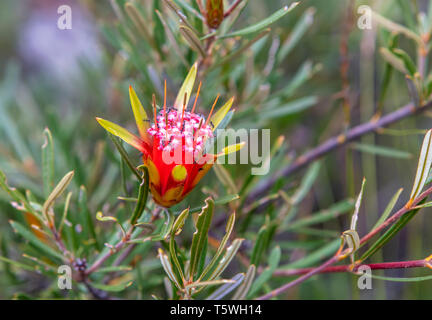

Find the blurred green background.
xmin=0 ymin=0 xmax=432 ymax=299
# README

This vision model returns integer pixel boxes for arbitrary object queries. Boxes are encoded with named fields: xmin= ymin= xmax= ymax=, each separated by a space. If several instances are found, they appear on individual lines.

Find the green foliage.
xmin=1 ymin=0 xmax=432 ymax=300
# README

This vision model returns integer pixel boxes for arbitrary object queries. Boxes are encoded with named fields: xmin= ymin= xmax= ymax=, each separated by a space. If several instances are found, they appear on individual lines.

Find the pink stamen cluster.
xmin=147 ymin=109 xmax=214 ymax=156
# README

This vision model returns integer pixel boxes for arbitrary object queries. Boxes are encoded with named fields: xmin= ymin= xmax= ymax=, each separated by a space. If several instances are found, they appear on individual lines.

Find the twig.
xmin=272 ymin=259 xmax=428 ymax=277
xmin=247 ymin=99 xmax=432 ymax=203
xmin=224 ymin=0 xmax=243 ymax=18
xmin=256 ymin=253 xmax=342 ymax=300
xmin=256 ymin=185 xmax=432 ymax=299
xmin=85 ymin=227 xmax=135 ymax=275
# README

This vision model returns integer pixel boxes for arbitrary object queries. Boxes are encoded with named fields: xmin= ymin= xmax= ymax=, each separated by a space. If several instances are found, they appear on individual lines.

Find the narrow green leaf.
xmin=352 ymin=143 xmax=412 ymax=159
xmin=200 ymin=212 xmax=235 ymax=280
xmin=372 ymin=11 xmax=422 ymax=44
xmin=158 ymin=248 xmax=182 ymax=289
xmin=221 ymin=3 xmax=299 ymax=38
xmin=262 ymin=96 xmax=318 ymax=119
xmin=372 ymin=188 xmax=403 ymax=230
xmin=9 ymin=220 xmax=64 ymax=261
xmin=408 ymin=129 xmax=432 ymax=204
xmin=278 ymin=7 xmax=315 ymax=62
xmin=250 ymin=225 xmax=269 ymax=266
xmin=205 ymin=273 xmax=245 ymax=300
xmin=360 ymin=202 xmax=424 ymax=261
xmin=248 ymin=246 xmax=281 ymax=298
xmin=41 ymin=128 xmax=54 ymax=199
xmin=0 ymin=255 xmax=38 ymax=272
xmin=95 ymin=265 xmax=133 ymax=273
xmin=370 ymin=274 xmax=432 ymax=282
xmin=208 ymin=238 xmax=244 ymax=281
xmin=232 ymin=265 xmax=256 ymax=300
xmin=151 ymin=209 xmax=175 ymax=241
xmin=130 ymin=167 xmax=149 ymax=225
xmin=189 ymin=198 xmax=214 ymax=281
xmin=42 ymin=171 xmax=74 ymax=222
xmin=179 ymin=24 xmax=206 ymax=57
xmin=286 ymin=199 xmax=355 ymax=230
xmin=90 ymin=280 xmax=133 ymax=292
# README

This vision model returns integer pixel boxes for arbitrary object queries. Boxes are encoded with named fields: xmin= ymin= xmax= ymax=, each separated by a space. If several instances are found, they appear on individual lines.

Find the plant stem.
xmin=247 ymin=99 xmax=432 ymax=203
xmin=85 ymin=227 xmax=135 ymax=275
xmin=272 ymin=259 xmax=428 ymax=277
xmin=224 ymin=0 xmax=243 ymax=18
xmin=256 ymin=185 xmax=432 ymax=299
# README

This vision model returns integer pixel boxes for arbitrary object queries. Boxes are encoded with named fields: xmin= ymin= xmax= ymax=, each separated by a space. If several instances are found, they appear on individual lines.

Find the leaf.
xmin=172 ymin=208 xmax=190 ymax=235
xmin=391 ymin=48 xmax=417 ymax=77
xmin=185 ymin=279 xmax=234 ymax=289
xmin=155 ymin=9 xmax=188 ymax=66
xmin=90 ymin=280 xmax=133 ymax=292
xmin=95 ymin=265 xmax=133 ymax=273
xmin=360 ymin=201 xmax=424 ymax=261
xmin=130 ymin=166 xmax=149 ymax=225
xmin=211 ymin=97 xmax=234 ymax=131
xmin=278 ymin=7 xmax=315 ymax=62
xmin=408 ymin=129 xmax=432 ymax=206
xmin=372 ymin=188 xmax=403 ymax=230
xmin=79 ymin=186 xmax=99 ymax=250
xmin=189 ymin=198 xmax=214 ymax=281
xmin=370 ymin=274 xmax=432 ymax=282
xmin=179 ymin=24 xmax=206 ymax=57
xmin=291 ymin=161 xmax=321 ymax=205
xmin=158 ymin=248 xmax=182 ymax=289
xmin=285 ymin=199 xmax=355 ymax=230
xmin=109 ymin=134 xmax=141 ymax=180
xmin=174 ymin=62 xmax=198 ymax=111
xmin=200 ymin=212 xmax=235 ymax=280
xmin=208 ymin=238 xmax=244 ymax=281
xmin=189 ymin=194 xmax=239 ymax=213
xmin=42 ymin=171 xmax=74 ymax=223
xmin=41 ymin=128 xmax=54 ymax=199
xmin=96 ymin=117 xmax=145 ymax=153
xmin=0 ymin=255 xmax=38 ymax=272
xmin=221 ymin=3 xmax=299 ymax=38
xmin=162 ymin=0 xmax=200 ymax=37
xmin=232 ymin=265 xmax=256 ymax=300
xmin=151 ymin=209 xmax=175 ymax=241
xmin=250 ymin=225 xmax=269 ymax=266
xmin=0 ymin=170 xmax=41 ymax=220
xmin=351 ymin=178 xmax=366 ymax=231
xmin=379 ymin=47 xmax=409 ymax=74
xmin=217 ymin=142 xmax=246 ymax=157
xmin=213 ymin=164 xmax=238 ymax=194
xmin=248 ymin=246 xmax=281 ymax=298
xmin=205 ymin=273 xmax=245 ymax=300
xmin=372 ymin=11 xmax=422 ymax=44
xmin=9 ymin=220 xmax=64 ymax=262
xmin=352 ymin=143 xmax=412 ymax=159
xmin=211 ymin=29 xmax=271 ymax=69
xmin=262 ymin=96 xmax=318 ymax=119
xmin=168 ymin=208 xmax=190 ymax=286
xmin=129 ymin=86 xmax=150 ymax=143
xmin=280 ymin=239 xmax=340 ymax=269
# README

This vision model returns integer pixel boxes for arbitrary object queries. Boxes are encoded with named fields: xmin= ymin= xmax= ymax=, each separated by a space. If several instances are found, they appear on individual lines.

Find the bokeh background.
xmin=0 ymin=0 xmax=431 ymax=299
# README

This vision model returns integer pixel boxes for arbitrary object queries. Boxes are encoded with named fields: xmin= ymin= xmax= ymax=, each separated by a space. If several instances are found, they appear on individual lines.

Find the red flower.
xmin=96 ymin=63 xmax=243 ymax=207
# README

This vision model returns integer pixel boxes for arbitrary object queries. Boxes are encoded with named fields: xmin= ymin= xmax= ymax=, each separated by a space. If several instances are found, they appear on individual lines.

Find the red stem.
xmin=272 ymin=260 xmax=427 ymax=277
xmin=256 ymin=185 xmax=432 ymax=299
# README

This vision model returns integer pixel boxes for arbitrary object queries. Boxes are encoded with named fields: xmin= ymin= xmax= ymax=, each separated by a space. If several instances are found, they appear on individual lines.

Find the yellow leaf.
xmin=211 ymin=97 xmax=234 ymax=131
xmin=96 ymin=117 xmax=145 ymax=152
xmin=174 ymin=62 xmax=197 ymax=111
xmin=129 ymin=86 xmax=151 ymax=143
xmin=216 ymin=142 xmax=245 ymax=157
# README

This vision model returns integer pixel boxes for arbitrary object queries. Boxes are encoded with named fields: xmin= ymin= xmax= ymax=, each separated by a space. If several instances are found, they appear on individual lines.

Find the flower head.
xmin=96 ymin=63 xmax=243 ymax=207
